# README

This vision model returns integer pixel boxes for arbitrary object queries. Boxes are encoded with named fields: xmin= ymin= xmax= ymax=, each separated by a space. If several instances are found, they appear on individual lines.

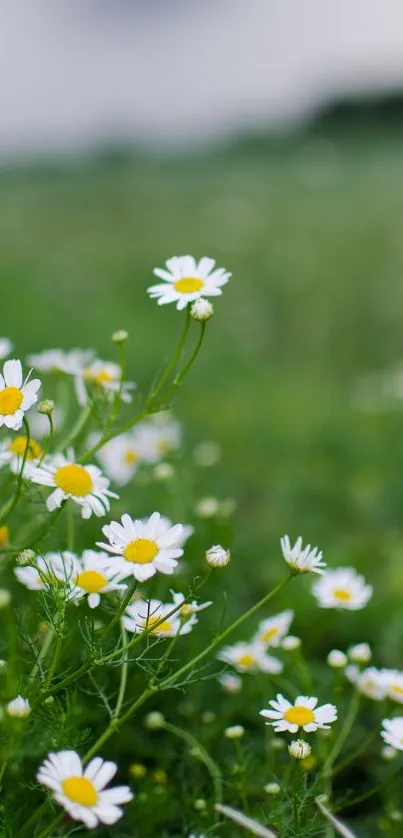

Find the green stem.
xmin=38 ymin=414 xmax=54 ymax=465
xmin=160 ymin=575 xmax=291 ymax=691
xmin=66 ymin=502 xmax=75 ymax=551
xmin=99 ymin=578 xmax=138 ymax=643
xmin=57 ymin=403 xmax=92 ymax=453
xmin=171 ymin=321 xmax=206 ymax=389
xmin=30 ymin=627 xmax=55 ymax=681
xmin=0 ymin=417 xmax=31 ymax=521
xmin=323 ymin=689 xmax=361 ymax=776
xmin=44 ymin=610 xmax=66 ymax=690
xmin=146 ymin=308 xmax=191 ymax=407
xmin=113 ymin=623 xmax=128 ymax=719
xmin=162 ymin=720 xmax=222 ymax=803
xmin=81 ymin=575 xmax=291 ymax=761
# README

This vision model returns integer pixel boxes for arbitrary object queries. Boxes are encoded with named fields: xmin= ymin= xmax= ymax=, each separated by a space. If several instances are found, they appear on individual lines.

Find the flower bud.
xmin=153 ymin=463 xmax=174 ymax=481
xmin=6 ymin=696 xmax=31 ymax=718
xmin=130 ymin=763 xmax=146 ymax=778
xmin=0 ymin=525 xmax=9 ymax=548
xmin=38 ymin=399 xmax=54 ymax=415
xmin=144 ymin=711 xmax=165 ymax=730
xmin=15 ymin=549 xmax=36 ymax=566
xmin=289 ymin=739 xmax=312 ymax=760
xmin=0 ymin=589 xmax=11 ymax=609
xmin=194 ymin=798 xmax=207 ymax=810
xmin=225 ymin=725 xmax=245 ymax=740
xmin=382 ymin=745 xmax=397 ymax=761
xmin=218 ymin=673 xmax=242 ymax=694
xmin=264 ymin=782 xmax=280 ymax=795
xmin=190 ymin=299 xmax=214 ymax=322
xmin=327 ymin=650 xmax=347 ymax=669
xmin=206 ymin=545 xmax=231 ymax=568
xmin=195 ymin=497 xmax=219 ymax=518
xmin=348 ymin=642 xmax=371 ymax=664
xmin=281 ymin=635 xmax=301 ymax=651
xmin=112 ymin=330 xmax=128 ymax=344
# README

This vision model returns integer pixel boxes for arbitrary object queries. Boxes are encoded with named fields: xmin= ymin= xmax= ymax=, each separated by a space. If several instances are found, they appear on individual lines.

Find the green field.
xmin=2 ymin=131 xmax=403 ymax=834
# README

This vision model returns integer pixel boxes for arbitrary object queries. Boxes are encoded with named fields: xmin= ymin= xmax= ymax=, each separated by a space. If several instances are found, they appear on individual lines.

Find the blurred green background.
xmin=3 ymin=128 xmax=403 ymax=658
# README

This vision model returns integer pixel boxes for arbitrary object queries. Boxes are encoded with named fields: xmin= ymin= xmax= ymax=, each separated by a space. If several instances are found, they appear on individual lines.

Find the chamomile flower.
xmin=30 ymin=450 xmax=118 ymax=519
xmin=382 ymin=670 xmax=403 ymax=704
xmin=97 ymin=512 xmax=184 ymax=582
xmin=280 ymin=535 xmax=326 ymax=575
xmin=346 ymin=665 xmax=387 ymax=700
xmin=27 ymin=348 xmax=94 ymax=374
xmin=0 ymin=434 xmax=43 ymax=477
xmin=217 ymin=642 xmax=283 ymax=674
xmin=14 ymin=551 xmax=77 ymax=597
xmin=44 ymin=550 xmax=128 ymax=609
xmin=148 ymin=255 xmax=231 ymax=311
xmin=312 ymin=567 xmax=373 ymax=610
xmin=123 ymin=597 xmax=194 ymax=637
xmin=381 ymin=718 xmax=403 ymax=752
xmin=37 ymin=750 xmax=133 ymax=829
xmin=253 ymin=610 xmax=294 ymax=649
xmin=75 ymin=359 xmax=136 ymax=407
xmin=93 ymin=417 xmax=181 ymax=486
xmin=170 ymin=590 xmax=212 ymax=620
xmin=0 ymin=360 xmax=41 ymax=431
xmin=0 ymin=339 xmax=13 ymax=360
xmin=260 ymin=694 xmax=337 ymax=734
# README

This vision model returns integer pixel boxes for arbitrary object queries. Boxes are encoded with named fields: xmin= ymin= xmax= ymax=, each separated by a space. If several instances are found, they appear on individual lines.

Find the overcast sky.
xmin=1 ymin=0 xmax=403 ymax=158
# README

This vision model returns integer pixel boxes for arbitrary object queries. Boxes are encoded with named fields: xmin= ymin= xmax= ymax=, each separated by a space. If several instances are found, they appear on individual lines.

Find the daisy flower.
xmin=381 ymin=717 xmax=403 ymax=752
xmin=148 ymin=255 xmax=231 ymax=311
xmin=260 ymin=694 xmax=337 ymax=733
xmin=92 ymin=416 xmax=181 ymax=486
xmin=280 ymin=535 xmax=326 ymax=575
xmin=382 ymin=669 xmax=403 ymax=704
xmin=0 ymin=434 xmax=43 ymax=477
xmin=0 ymin=338 xmax=13 ymax=360
xmin=345 ymin=665 xmax=387 ymax=701
xmin=312 ymin=567 xmax=373 ymax=610
xmin=170 ymin=590 xmax=212 ymax=620
xmin=37 ymin=750 xmax=133 ymax=829
xmin=75 ymin=359 xmax=136 ymax=407
xmin=14 ymin=551 xmax=78 ymax=598
xmin=217 ymin=642 xmax=283 ymax=674
xmin=0 ymin=360 xmax=41 ymax=431
xmin=30 ymin=550 xmax=128 ymax=609
xmin=253 ymin=609 xmax=294 ymax=648
xmin=27 ymin=348 xmax=94 ymax=374
xmin=30 ymin=450 xmax=118 ymax=519
xmin=123 ymin=597 xmax=195 ymax=637
xmin=97 ymin=511 xmax=184 ymax=582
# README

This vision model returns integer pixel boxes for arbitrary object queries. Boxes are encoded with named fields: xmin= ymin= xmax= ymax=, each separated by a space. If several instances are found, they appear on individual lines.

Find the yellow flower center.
xmin=147 ymin=615 xmax=173 ymax=634
xmin=62 ymin=776 xmax=98 ymax=807
xmin=238 ymin=653 xmax=255 ymax=668
xmin=9 ymin=436 xmax=42 ymax=460
xmin=0 ymin=387 xmax=23 ymax=416
xmin=262 ymin=627 xmax=279 ymax=643
xmin=333 ymin=588 xmax=352 ymax=602
xmin=123 ymin=538 xmax=158 ymax=564
xmin=284 ymin=706 xmax=315 ymax=726
xmin=124 ymin=449 xmax=138 ymax=465
xmin=85 ymin=368 xmax=114 ymax=385
xmin=174 ymin=277 xmax=204 ymax=294
xmin=0 ymin=525 xmax=9 ymax=546
xmin=391 ymin=684 xmax=403 ymax=696
xmin=75 ymin=570 xmax=108 ymax=593
xmin=54 ymin=464 xmax=93 ymax=497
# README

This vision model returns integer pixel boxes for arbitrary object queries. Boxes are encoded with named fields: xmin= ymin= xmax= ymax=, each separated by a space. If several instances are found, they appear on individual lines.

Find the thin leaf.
xmin=215 ymin=803 xmax=277 ymax=838
xmin=315 ymin=797 xmax=357 ymax=838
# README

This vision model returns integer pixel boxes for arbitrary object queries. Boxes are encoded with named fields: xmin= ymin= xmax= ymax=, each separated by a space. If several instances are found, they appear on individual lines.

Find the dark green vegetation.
xmin=2 ymin=131 xmax=403 ymax=835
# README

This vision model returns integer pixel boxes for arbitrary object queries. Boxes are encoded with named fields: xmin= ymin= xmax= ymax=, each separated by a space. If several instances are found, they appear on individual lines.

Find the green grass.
xmin=3 ymin=131 xmax=403 ymax=834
